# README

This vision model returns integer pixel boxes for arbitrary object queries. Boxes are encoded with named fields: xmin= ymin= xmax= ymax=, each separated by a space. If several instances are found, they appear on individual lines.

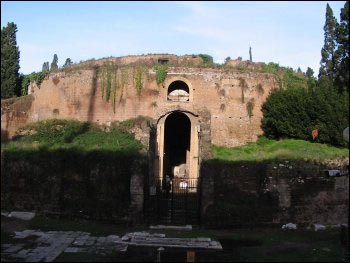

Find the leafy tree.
xmin=261 ymin=86 xmax=348 ymax=146
xmin=21 ymin=71 xmax=49 ymax=96
xmin=50 ymin=54 xmax=58 ymax=70
xmin=334 ymin=1 xmax=349 ymax=93
xmin=318 ymin=4 xmax=339 ymax=86
xmin=198 ymin=54 xmax=214 ymax=66
xmin=306 ymin=67 xmax=317 ymax=91
xmin=42 ymin=61 xmax=49 ymax=71
xmin=63 ymin=58 xmax=73 ymax=68
xmin=1 ymin=22 xmax=20 ymax=98
xmin=224 ymin=57 xmax=231 ymax=64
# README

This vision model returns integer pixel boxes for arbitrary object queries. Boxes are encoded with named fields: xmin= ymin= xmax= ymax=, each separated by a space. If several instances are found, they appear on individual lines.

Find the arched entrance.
xmin=156 ymin=111 xmax=200 ymax=184
xmin=151 ymin=110 xmax=201 ymax=225
xmin=163 ymin=111 xmax=190 ymax=180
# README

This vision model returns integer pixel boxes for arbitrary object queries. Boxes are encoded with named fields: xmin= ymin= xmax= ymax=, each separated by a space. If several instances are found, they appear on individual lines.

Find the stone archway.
xmin=155 ymin=111 xmax=200 ymax=184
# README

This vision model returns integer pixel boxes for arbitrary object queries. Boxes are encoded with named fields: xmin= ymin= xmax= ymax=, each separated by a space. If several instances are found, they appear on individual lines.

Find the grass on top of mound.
xmin=1 ymin=119 xmax=142 ymax=154
xmin=212 ymin=136 xmax=349 ymax=162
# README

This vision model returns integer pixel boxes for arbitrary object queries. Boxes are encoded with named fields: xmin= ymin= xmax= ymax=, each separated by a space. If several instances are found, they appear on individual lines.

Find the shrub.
xmin=261 ymin=86 xmax=349 ymax=146
xmin=154 ymin=64 xmax=168 ymax=86
xmin=198 ymin=54 xmax=214 ymax=67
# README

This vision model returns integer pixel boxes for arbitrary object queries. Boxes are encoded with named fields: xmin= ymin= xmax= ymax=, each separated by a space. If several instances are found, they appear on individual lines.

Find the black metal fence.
xmin=144 ymin=178 xmax=201 ymax=225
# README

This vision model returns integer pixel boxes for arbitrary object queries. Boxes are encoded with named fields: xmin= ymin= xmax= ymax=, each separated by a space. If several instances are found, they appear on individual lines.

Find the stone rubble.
xmin=281 ymin=223 xmax=297 ymax=230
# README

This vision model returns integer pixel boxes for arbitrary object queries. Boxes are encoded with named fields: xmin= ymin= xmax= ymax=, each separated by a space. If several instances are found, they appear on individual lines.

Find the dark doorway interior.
xmin=164 ymin=112 xmax=191 ymax=179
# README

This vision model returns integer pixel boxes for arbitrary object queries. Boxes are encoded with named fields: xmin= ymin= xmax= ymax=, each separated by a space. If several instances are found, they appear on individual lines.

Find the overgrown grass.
xmin=212 ymin=136 xmax=349 ymax=162
xmin=1 ymin=119 xmax=142 ymax=154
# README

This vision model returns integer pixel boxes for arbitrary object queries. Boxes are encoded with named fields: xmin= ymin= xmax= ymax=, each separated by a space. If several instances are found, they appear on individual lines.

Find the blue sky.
xmin=1 ymin=1 xmax=346 ymax=75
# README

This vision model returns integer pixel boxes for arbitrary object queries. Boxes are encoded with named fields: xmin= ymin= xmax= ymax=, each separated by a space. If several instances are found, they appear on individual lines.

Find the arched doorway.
xmin=156 ymin=111 xmax=200 ymax=184
xmin=163 ymin=111 xmax=191 ymax=180
xmin=149 ymin=110 xmax=201 ymax=224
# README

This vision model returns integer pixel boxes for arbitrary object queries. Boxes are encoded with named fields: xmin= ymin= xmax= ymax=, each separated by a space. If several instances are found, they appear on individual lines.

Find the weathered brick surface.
xmin=1 ymin=56 xmax=278 ymax=148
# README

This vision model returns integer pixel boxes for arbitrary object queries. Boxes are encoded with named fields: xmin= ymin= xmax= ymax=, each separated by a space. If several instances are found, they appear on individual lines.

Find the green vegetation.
xmin=261 ymin=86 xmax=349 ymax=147
xmin=212 ymin=137 xmax=349 ymax=162
xmin=1 ymin=22 xmax=20 ymax=99
xmin=20 ymin=71 xmax=49 ymax=96
xmin=133 ymin=66 xmax=146 ymax=95
xmin=42 ymin=61 xmax=49 ymax=71
xmin=2 ymin=119 xmax=142 ymax=154
xmin=261 ymin=3 xmax=349 ymax=147
xmin=97 ymin=65 xmax=129 ymax=112
xmin=154 ymin=64 xmax=168 ymax=86
xmin=50 ymin=54 xmax=58 ymax=70
xmin=198 ymin=53 xmax=215 ymax=67
xmin=63 ymin=58 xmax=73 ymax=68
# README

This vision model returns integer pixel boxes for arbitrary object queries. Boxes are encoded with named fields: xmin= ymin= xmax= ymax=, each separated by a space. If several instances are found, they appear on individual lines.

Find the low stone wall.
xmin=1 ymin=150 xmax=147 ymax=224
xmin=201 ymin=158 xmax=349 ymax=228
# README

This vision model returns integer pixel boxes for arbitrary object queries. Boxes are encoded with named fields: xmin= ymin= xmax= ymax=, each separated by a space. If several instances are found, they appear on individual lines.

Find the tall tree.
xmin=63 ymin=58 xmax=72 ymax=68
xmin=318 ymin=4 xmax=339 ymax=86
xmin=249 ymin=46 xmax=252 ymax=62
xmin=42 ymin=61 xmax=49 ymax=71
xmin=1 ymin=22 xmax=20 ymax=99
xmin=335 ymin=1 xmax=349 ymax=93
xmin=306 ymin=67 xmax=317 ymax=92
xmin=50 ymin=54 xmax=58 ymax=70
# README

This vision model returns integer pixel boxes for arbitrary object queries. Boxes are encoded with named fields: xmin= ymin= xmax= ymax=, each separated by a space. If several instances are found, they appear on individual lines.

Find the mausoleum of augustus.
xmin=2 ymin=54 xmax=348 ymax=227
xmin=1 ymin=54 xmax=277 ymax=182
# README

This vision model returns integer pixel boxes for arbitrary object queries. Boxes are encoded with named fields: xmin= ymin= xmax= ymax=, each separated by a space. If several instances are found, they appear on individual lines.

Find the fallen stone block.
xmin=14 ymin=230 xmax=36 ymax=239
xmin=64 ymin=247 xmax=81 ymax=253
xmin=314 ymin=224 xmax=326 ymax=231
xmin=281 ymin=223 xmax=297 ymax=230
xmin=8 ymin=212 xmax=36 ymax=221
xmin=4 ymin=244 xmax=24 ymax=253
xmin=149 ymin=225 xmax=192 ymax=230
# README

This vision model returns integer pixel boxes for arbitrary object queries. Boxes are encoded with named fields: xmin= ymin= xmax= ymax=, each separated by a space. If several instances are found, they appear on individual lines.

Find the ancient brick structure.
xmin=1 ymin=54 xmax=278 ymax=182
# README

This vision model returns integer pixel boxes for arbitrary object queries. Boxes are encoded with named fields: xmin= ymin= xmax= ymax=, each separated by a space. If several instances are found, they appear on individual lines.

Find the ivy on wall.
xmin=98 ymin=64 xmax=131 ymax=113
xmin=133 ymin=66 xmax=147 ymax=96
xmin=154 ymin=64 xmax=168 ymax=86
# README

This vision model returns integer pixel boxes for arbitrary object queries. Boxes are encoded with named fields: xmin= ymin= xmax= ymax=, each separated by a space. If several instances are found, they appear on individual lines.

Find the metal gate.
xmin=145 ymin=178 xmax=201 ymax=225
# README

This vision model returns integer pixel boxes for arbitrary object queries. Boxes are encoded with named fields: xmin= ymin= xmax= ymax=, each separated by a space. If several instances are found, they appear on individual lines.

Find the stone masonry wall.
xmin=1 ymin=57 xmax=278 ymax=148
xmin=201 ymin=158 xmax=349 ymax=228
xmin=1 ymin=150 xmax=147 ymax=224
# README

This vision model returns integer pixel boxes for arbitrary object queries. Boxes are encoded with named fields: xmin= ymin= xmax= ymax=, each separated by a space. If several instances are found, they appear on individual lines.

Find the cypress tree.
xmin=42 ymin=61 xmax=49 ymax=72
xmin=63 ymin=58 xmax=72 ymax=68
xmin=1 ymin=22 xmax=20 ymax=99
xmin=50 ymin=54 xmax=58 ymax=70
xmin=249 ymin=46 xmax=252 ymax=62
xmin=335 ymin=1 xmax=349 ymax=93
xmin=318 ymin=4 xmax=339 ymax=86
xmin=306 ymin=67 xmax=317 ymax=92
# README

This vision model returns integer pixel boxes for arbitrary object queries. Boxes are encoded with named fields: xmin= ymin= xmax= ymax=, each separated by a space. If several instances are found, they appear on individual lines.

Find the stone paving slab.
xmin=2 ymin=229 xmax=222 ymax=262
xmin=4 ymin=244 xmax=24 ymax=253
xmin=149 ymin=225 xmax=193 ymax=230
